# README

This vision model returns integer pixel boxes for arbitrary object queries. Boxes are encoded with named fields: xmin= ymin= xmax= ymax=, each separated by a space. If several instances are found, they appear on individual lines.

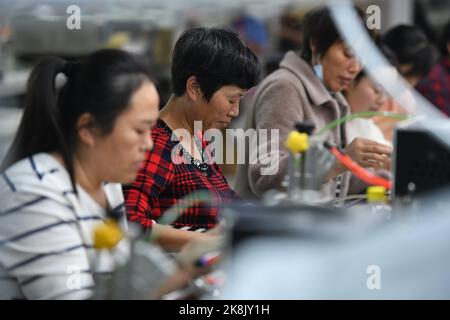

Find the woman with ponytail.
xmin=0 ymin=49 xmax=161 ymax=299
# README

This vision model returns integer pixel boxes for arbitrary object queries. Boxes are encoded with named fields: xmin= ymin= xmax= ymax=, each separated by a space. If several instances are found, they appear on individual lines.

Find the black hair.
xmin=1 ymin=49 xmax=152 ymax=192
xmin=300 ymin=6 xmax=369 ymax=64
xmin=439 ymin=19 xmax=450 ymax=57
xmin=383 ymin=25 xmax=438 ymax=78
xmin=171 ymin=27 xmax=260 ymax=103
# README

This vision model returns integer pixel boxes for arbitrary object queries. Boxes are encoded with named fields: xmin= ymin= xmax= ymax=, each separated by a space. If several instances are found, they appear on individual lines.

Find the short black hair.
xmin=300 ymin=6 xmax=369 ymax=64
xmin=439 ymin=19 xmax=450 ymax=57
xmin=171 ymin=27 xmax=260 ymax=102
xmin=383 ymin=25 xmax=438 ymax=78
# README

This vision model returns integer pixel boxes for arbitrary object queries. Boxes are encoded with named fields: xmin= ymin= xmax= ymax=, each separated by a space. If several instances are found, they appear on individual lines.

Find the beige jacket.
xmin=234 ymin=51 xmax=355 ymax=199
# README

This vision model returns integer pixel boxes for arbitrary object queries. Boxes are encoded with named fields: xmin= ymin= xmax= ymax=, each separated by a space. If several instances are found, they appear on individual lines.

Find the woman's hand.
xmin=177 ymin=234 xmax=223 ymax=268
xmin=345 ymin=137 xmax=392 ymax=170
xmin=326 ymin=138 xmax=392 ymax=180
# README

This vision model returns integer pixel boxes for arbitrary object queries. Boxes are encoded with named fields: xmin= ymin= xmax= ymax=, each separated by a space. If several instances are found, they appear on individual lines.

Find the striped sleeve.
xmin=0 ymin=193 xmax=95 ymax=300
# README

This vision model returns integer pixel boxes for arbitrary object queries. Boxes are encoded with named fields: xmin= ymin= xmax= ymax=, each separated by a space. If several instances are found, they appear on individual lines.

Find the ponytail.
xmin=1 ymin=57 xmax=78 ymax=192
xmin=1 ymin=49 xmax=151 ymax=194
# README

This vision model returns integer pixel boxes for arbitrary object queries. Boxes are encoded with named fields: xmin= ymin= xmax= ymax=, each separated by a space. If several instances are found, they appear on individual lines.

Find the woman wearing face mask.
xmin=235 ymin=7 xmax=392 ymax=199
xmin=0 ymin=49 xmax=211 ymax=300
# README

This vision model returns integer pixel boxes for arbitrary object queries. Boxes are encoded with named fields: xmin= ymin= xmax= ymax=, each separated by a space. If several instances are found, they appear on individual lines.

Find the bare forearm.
xmin=151 ymin=223 xmax=208 ymax=252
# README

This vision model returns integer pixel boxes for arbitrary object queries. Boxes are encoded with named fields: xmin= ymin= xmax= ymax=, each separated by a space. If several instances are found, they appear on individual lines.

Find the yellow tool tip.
xmin=367 ymin=186 xmax=387 ymax=202
xmin=93 ymin=219 xmax=124 ymax=249
xmin=285 ymin=131 xmax=309 ymax=153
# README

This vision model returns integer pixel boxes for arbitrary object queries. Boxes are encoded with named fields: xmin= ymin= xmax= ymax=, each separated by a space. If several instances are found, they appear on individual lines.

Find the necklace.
xmin=159 ymin=120 xmax=210 ymax=172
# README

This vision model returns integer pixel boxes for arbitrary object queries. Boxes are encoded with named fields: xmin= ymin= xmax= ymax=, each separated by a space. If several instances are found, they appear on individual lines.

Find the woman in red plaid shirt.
xmin=123 ymin=27 xmax=260 ymax=247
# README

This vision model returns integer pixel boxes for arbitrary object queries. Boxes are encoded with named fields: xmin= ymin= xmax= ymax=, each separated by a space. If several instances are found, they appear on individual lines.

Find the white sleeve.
xmin=0 ymin=194 xmax=95 ymax=300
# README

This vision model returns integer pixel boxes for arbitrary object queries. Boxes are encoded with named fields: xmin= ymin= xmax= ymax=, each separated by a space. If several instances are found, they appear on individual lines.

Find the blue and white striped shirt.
xmin=0 ymin=153 xmax=129 ymax=299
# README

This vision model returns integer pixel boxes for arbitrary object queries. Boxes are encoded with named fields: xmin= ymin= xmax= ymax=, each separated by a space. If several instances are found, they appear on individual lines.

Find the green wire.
xmin=148 ymin=190 xmax=212 ymax=243
xmin=155 ymin=191 xmax=212 ymax=225
xmin=314 ymin=111 xmax=410 ymax=137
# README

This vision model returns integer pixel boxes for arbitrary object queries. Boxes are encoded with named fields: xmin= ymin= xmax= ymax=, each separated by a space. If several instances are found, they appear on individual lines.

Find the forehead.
xmin=131 ymin=81 xmax=158 ymax=102
xmin=357 ymin=75 xmax=376 ymax=85
xmin=124 ymin=81 xmax=159 ymax=117
xmin=322 ymin=42 xmax=346 ymax=60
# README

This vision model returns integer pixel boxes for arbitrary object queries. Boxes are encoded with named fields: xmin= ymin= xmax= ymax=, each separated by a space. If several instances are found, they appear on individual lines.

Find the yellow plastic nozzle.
xmin=285 ymin=131 xmax=309 ymax=153
xmin=367 ymin=186 xmax=386 ymax=203
xmin=93 ymin=219 xmax=124 ymax=249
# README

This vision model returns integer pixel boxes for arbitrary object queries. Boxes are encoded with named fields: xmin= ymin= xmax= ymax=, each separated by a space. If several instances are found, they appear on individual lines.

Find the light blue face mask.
xmin=313 ymin=64 xmax=324 ymax=81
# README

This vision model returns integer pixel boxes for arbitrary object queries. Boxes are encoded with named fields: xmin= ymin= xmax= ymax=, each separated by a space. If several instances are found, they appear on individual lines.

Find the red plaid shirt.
xmin=123 ymin=119 xmax=237 ymax=230
xmin=417 ymin=58 xmax=450 ymax=116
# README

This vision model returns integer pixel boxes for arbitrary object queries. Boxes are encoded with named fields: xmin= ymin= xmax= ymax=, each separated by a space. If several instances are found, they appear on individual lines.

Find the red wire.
xmin=329 ymin=146 xmax=392 ymax=190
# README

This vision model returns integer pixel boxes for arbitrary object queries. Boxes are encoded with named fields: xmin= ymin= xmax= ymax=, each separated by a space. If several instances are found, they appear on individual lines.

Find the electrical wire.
xmin=333 ymin=194 xmax=368 ymax=203
xmin=324 ymin=142 xmax=392 ymax=190
xmin=315 ymin=111 xmax=410 ymax=137
xmin=155 ymin=191 xmax=213 ymax=226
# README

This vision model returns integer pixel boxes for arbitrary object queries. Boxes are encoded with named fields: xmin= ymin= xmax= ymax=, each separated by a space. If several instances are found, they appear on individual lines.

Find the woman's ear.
xmin=76 ymin=113 xmax=96 ymax=148
xmin=186 ymin=75 xmax=201 ymax=102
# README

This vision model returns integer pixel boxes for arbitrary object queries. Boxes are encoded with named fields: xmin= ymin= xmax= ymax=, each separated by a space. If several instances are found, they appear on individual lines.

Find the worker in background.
xmin=374 ymin=25 xmax=437 ymax=141
xmin=234 ymin=7 xmax=391 ymax=200
xmin=417 ymin=19 xmax=450 ymax=116
xmin=344 ymin=43 xmax=399 ymax=149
